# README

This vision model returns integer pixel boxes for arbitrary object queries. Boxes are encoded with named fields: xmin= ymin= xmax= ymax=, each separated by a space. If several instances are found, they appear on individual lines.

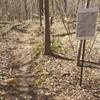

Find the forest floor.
xmin=0 ymin=18 xmax=100 ymax=100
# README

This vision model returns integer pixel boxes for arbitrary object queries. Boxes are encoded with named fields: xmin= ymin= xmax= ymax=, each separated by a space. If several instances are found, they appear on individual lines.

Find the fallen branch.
xmin=0 ymin=21 xmax=13 ymax=24
xmin=52 ymin=32 xmax=75 ymax=37
xmin=11 ymin=24 xmax=28 ymax=33
xmin=0 ymin=23 xmax=21 ymax=36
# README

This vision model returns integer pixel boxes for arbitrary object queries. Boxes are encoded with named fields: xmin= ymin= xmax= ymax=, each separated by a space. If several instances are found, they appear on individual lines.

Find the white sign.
xmin=76 ymin=8 xmax=98 ymax=40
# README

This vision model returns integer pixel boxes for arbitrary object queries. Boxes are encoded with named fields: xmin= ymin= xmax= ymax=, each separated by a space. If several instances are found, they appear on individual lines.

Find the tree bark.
xmin=44 ymin=0 xmax=51 ymax=55
xmin=64 ymin=0 xmax=67 ymax=14
xmin=50 ymin=0 xmax=54 ymax=25
xmin=24 ymin=0 xmax=28 ymax=20
xmin=39 ymin=0 xmax=43 ymax=26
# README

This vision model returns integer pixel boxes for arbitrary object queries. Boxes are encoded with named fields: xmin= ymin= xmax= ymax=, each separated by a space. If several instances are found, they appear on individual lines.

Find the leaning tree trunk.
xmin=44 ymin=0 xmax=51 ymax=55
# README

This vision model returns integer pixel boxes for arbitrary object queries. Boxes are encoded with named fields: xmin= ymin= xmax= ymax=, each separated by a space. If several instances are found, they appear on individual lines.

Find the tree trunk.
xmin=50 ymin=0 xmax=54 ymax=25
xmin=44 ymin=0 xmax=51 ymax=55
xmin=24 ymin=0 xmax=28 ymax=20
xmin=64 ymin=0 xmax=67 ymax=14
xmin=39 ymin=0 xmax=43 ymax=26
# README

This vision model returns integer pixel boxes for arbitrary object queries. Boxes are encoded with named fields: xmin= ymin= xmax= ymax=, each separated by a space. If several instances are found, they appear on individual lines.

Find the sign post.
xmin=76 ymin=0 xmax=98 ymax=86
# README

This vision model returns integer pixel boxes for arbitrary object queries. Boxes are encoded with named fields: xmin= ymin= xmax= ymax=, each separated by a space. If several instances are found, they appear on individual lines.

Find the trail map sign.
xmin=76 ymin=8 xmax=98 ymax=40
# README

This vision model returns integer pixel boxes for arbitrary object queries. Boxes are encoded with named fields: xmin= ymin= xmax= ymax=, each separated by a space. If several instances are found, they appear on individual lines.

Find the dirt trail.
xmin=0 ymin=20 xmax=100 ymax=99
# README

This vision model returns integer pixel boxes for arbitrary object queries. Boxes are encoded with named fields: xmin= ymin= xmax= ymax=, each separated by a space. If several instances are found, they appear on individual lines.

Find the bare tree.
xmin=0 ymin=0 xmax=99 ymax=21
xmin=23 ymin=0 xmax=28 ymax=20
xmin=39 ymin=0 xmax=43 ymax=26
xmin=44 ymin=0 xmax=51 ymax=55
xmin=50 ymin=0 xmax=54 ymax=25
xmin=64 ymin=0 xmax=67 ymax=14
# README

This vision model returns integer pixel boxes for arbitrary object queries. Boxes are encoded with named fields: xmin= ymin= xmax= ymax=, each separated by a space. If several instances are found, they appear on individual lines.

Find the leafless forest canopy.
xmin=0 ymin=0 xmax=100 ymax=21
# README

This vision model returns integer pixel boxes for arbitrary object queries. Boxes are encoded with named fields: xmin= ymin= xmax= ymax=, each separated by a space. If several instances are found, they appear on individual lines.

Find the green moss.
xmin=33 ymin=79 xmax=44 ymax=86
xmin=51 ymin=38 xmax=62 ymax=52
xmin=33 ymin=42 xmax=43 ymax=56
xmin=33 ymin=69 xmax=50 ymax=87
